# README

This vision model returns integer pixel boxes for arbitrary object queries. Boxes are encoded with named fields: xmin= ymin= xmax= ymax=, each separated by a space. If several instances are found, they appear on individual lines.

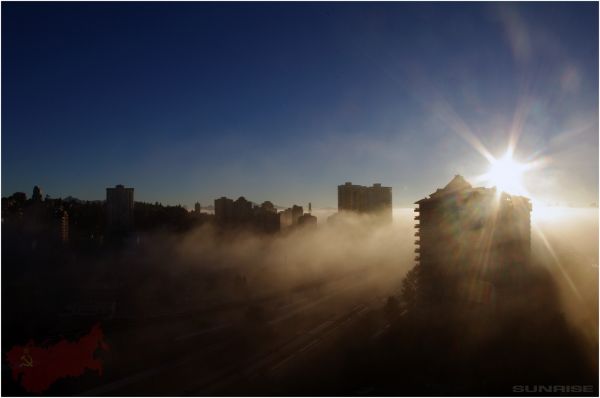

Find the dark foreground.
xmin=2 ymin=236 xmax=598 ymax=396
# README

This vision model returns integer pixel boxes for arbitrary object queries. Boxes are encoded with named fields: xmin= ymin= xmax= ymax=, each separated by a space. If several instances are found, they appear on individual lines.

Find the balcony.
xmin=414 ymin=215 xmax=420 ymax=220
xmin=414 ymin=247 xmax=421 ymax=253
xmin=414 ymin=239 xmax=420 ymax=245
xmin=413 ymin=207 xmax=419 ymax=212
xmin=414 ymin=255 xmax=421 ymax=261
xmin=414 ymin=231 xmax=420 ymax=237
xmin=414 ymin=223 xmax=420 ymax=228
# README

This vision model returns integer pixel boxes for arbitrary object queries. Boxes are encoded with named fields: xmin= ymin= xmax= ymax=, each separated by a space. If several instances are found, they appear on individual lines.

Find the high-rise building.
xmin=106 ymin=185 xmax=134 ymax=234
xmin=260 ymin=201 xmax=276 ymax=214
xmin=279 ymin=205 xmax=304 ymax=229
xmin=194 ymin=202 xmax=201 ymax=214
xmin=337 ymin=182 xmax=392 ymax=219
xmin=58 ymin=209 xmax=69 ymax=243
xmin=255 ymin=201 xmax=279 ymax=233
xmin=233 ymin=197 xmax=253 ymax=222
xmin=32 ymin=186 xmax=43 ymax=202
xmin=367 ymin=183 xmax=392 ymax=216
xmin=414 ymin=175 xmax=531 ymax=304
xmin=338 ymin=182 xmax=366 ymax=212
xmin=215 ymin=196 xmax=280 ymax=232
xmin=298 ymin=213 xmax=317 ymax=226
xmin=291 ymin=205 xmax=303 ymax=225
xmin=214 ymin=196 xmax=234 ymax=223
xmin=279 ymin=208 xmax=293 ymax=229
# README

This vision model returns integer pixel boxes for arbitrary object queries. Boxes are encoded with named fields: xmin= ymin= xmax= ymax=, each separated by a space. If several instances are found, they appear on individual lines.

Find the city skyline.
xmin=2 ymin=2 xmax=598 ymax=208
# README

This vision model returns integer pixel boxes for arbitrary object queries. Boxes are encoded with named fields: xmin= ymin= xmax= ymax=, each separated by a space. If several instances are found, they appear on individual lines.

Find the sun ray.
xmin=531 ymin=220 xmax=584 ymax=303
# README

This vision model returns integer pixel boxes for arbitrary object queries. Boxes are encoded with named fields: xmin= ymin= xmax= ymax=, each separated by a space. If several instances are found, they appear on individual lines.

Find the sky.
xmin=2 ymin=2 xmax=598 ymax=208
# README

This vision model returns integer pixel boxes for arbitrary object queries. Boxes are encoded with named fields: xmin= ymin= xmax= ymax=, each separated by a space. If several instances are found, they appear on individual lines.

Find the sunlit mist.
xmin=531 ymin=204 xmax=572 ymax=222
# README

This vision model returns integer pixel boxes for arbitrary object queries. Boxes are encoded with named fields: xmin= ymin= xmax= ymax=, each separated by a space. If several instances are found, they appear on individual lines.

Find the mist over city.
xmin=1 ymin=1 xmax=598 ymax=397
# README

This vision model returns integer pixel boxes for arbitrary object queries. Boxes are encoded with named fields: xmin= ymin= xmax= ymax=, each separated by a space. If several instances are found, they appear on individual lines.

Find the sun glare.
xmin=482 ymin=152 xmax=529 ymax=195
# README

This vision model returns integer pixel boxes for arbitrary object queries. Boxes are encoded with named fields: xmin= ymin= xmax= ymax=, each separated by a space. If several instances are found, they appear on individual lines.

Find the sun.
xmin=482 ymin=152 xmax=528 ymax=195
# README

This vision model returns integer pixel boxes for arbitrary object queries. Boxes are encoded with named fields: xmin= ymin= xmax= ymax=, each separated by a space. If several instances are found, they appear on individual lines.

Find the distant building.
xmin=215 ymin=196 xmax=234 ymax=223
xmin=368 ymin=183 xmax=392 ymax=216
xmin=106 ymin=185 xmax=134 ymax=234
xmin=338 ymin=182 xmax=365 ymax=212
xmin=260 ymin=201 xmax=276 ymax=213
xmin=194 ymin=202 xmax=201 ymax=214
xmin=10 ymin=192 xmax=27 ymax=205
xmin=279 ymin=204 xmax=304 ymax=229
xmin=32 ymin=186 xmax=43 ymax=202
xmin=298 ymin=213 xmax=317 ymax=226
xmin=215 ymin=196 xmax=279 ymax=233
xmin=337 ymin=182 xmax=392 ymax=220
xmin=414 ymin=175 xmax=531 ymax=305
xmin=291 ymin=205 xmax=303 ymax=224
xmin=233 ymin=197 xmax=253 ymax=223
xmin=279 ymin=208 xmax=294 ymax=229
xmin=255 ymin=201 xmax=280 ymax=233
xmin=57 ymin=209 xmax=69 ymax=243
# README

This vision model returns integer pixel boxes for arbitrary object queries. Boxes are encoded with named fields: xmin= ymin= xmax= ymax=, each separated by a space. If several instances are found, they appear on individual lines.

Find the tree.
xmin=400 ymin=265 xmax=421 ymax=311
xmin=384 ymin=295 xmax=400 ymax=321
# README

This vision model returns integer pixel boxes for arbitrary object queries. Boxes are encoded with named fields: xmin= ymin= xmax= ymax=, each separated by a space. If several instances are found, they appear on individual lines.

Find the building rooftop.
xmin=415 ymin=175 xmax=531 ymax=205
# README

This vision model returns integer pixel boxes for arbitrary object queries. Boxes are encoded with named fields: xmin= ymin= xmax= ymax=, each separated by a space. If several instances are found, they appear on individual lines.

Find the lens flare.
xmin=481 ymin=152 xmax=529 ymax=195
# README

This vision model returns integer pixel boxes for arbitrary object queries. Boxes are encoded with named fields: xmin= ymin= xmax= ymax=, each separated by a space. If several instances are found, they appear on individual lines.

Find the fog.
xmin=90 ymin=206 xmax=597 ymax=349
xmin=84 ymin=207 xmax=598 ymax=329
xmin=5 ymin=205 xmax=596 ymax=338
xmin=531 ymin=207 xmax=599 ymax=353
xmin=111 ymin=209 xmax=416 ymax=319
xmin=3 ymin=206 xmax=597 ymax=395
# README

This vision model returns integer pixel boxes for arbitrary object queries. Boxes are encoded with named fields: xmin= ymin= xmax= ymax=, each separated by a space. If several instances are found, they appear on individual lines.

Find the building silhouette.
xmin=292 ymin=205 xmax=303 ymax=224
xmin=414 ymin=175 xmax=531 ymax=305
xmin=298 ymin=213 xmax=317 ymax=226
xmin=10 ymin=192 xmax=27 ymax=205
xmin=233 ymin=197 xmax=253 ymax=223
xmin=260 ymin=201 xmax=276 ymax=213
xmin=279 ymin=204 xmax=318 ymax=229
xmin=58 ymin=210 xmax=69 ymax=243
xmin=106 ymin=185 xmax=134 ymax=235
xmin=32 ymin=186 xmax=43 ymax=202
xmin=194 ymin=202 xmax=201 ymax=214
xmin=338 ymin=182 xmax=392 ymax=220
xmin=215 ymin=196 xmax=253 ymax=225
xmin=215 ymin=196 xmax=280 ymax=233
xmin=255 ymin=201 xmax=280 ymax=233
xmin=215 ymin=196 xmax=234 ymax=223
xmin=279 ymin=205 xmax=304 ymax=229
xmin=279 ymin=208 xmax=293 ymax=229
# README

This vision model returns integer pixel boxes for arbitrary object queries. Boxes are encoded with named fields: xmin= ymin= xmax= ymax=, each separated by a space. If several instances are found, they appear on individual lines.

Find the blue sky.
xmin=2 ymin=2 xmax=598 ymax=208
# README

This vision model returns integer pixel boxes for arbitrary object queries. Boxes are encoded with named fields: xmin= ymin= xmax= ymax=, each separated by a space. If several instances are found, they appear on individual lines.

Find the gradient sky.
xmin=2 ymin=2 xmax=598 ymax=208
